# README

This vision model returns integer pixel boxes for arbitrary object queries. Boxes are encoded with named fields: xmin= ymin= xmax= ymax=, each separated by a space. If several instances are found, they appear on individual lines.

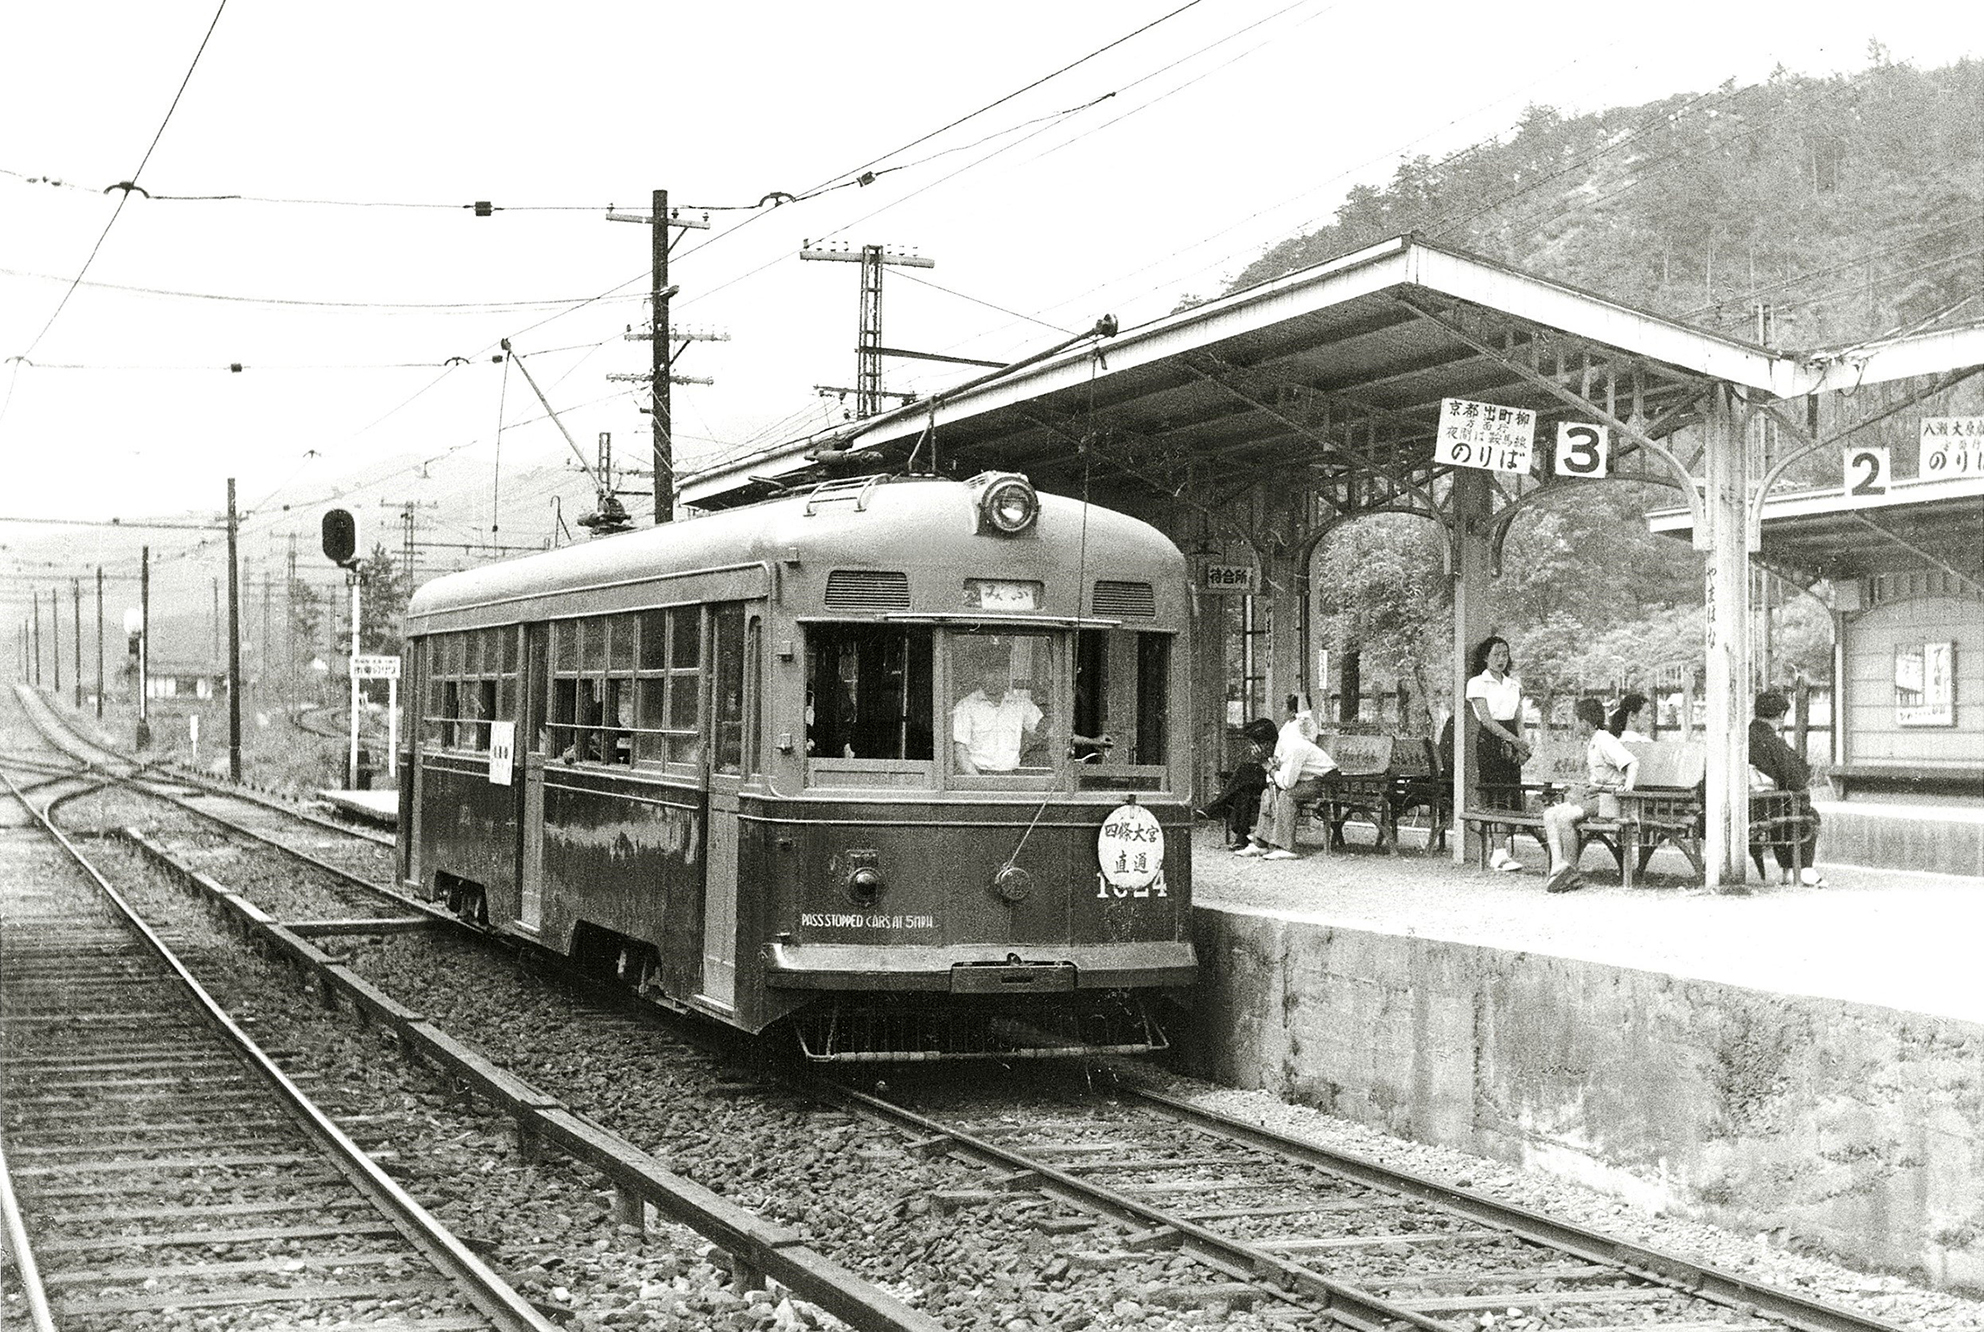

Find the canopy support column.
xmin=1450 ymin=468 xmax=1493 ymax=864
xmin=1702 ymin=386 xmax=1753 ymax=890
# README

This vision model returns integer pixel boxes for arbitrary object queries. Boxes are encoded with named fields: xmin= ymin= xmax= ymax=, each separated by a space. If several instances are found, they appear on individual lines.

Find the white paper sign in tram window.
xmin=1553 ymin=422 xmax=1610 ymax=478
xmin=1201 ymin=563 xmax=1258 ymax=596
xmin=1843 ymin=445 xmax=1890 ymax=501
xmin=1919 ymin=417 xmax=1984 ymax=479
xmin=488 ymin=720 xmax=516 ymax=786
xmin=1435 ymin=399 xmax=1536 ymax=475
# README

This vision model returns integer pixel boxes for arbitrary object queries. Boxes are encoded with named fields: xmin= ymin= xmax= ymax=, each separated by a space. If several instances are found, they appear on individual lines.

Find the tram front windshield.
xmin=803 ymin=624 xmax=1167 ymax=776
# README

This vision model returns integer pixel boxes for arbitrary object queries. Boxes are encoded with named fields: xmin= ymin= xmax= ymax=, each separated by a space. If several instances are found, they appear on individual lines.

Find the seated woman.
xmin=1235 ymin=717 xmax=1340 ymax=862
xmin=1540 ymin=697 xmax=1639 ymax=894
xmin=1750 ymin=689 xmax=1824 ymax=887
xmin=1607 ymin=690 xmax=1651 ymax=742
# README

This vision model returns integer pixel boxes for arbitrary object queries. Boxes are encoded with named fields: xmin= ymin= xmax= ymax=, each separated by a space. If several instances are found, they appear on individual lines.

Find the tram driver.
xmin=952 ymin=658 xmax=1044 ymax=774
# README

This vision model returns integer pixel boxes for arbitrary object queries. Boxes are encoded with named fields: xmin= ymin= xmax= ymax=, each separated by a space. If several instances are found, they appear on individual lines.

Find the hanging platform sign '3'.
xmin=1436 ymin=398 xmax=1536 ymax=475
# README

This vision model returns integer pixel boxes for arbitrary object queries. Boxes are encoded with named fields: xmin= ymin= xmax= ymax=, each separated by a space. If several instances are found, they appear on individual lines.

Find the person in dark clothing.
xmin=1198 ymin=719 xmax=1273 ymax=850
xmin=1749 ymin=689 xmax=1824 ymax=886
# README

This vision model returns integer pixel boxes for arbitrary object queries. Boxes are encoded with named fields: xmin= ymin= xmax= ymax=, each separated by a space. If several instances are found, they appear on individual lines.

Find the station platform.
xmin=1181 ymin=819 xmax=1984 ymax=1290
xmin=315 ymin=787 xmax=399 ymax=826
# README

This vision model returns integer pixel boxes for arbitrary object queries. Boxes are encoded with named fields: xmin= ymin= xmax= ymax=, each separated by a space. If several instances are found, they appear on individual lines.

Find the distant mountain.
xmin=1228 ymin=54 xmax=1984 ymax=354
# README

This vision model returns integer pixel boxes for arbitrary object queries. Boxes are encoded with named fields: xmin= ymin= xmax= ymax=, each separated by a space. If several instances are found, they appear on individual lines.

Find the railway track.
xmin=5 ymin=689 xmax=1955 ymax=1332
xmin=0 ymin=769 xmax=556 ymax=1332
xmin=813 ymin=1066 xmax=1922 ymax=1332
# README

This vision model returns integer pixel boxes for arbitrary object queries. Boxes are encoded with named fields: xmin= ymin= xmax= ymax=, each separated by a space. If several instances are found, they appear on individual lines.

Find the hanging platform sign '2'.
xmin=1096 ymin=800 xmax=1167 ymax=898
xmin=1435 ymin=398 xmax=1536 ymax=475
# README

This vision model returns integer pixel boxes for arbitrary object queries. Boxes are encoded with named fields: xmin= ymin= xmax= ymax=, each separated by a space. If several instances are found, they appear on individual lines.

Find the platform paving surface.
xmin=1191 ymin=819 xmax=1984 ymax=1024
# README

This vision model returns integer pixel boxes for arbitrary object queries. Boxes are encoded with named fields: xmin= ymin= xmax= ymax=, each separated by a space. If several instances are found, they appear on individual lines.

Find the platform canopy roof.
xmin=683 ymin=233 xmax=1984 ymax=513
xmin=1649 ymin=473 xmax=1984 ymax=588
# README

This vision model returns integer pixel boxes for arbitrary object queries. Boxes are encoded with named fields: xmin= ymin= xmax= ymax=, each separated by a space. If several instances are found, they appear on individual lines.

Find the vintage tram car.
xmin=397 ymin=472 xmax=1196 ymax=1059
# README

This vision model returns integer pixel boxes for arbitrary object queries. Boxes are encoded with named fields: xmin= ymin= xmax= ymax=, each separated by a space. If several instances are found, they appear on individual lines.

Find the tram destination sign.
xmin=1435 ymin=398 xmax=1536 ymax=475
xmin=1919 ymin=417 xmax=1984 ymax=479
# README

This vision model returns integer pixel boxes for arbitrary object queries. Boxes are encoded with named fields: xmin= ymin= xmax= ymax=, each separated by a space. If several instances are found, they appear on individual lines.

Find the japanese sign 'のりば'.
xmin=1436 ymin=398 xmax=1537 ymax=475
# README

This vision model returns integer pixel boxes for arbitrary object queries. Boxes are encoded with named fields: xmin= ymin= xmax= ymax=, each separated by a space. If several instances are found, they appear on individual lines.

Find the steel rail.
xmin=0 ymin=768 xmax=559 ymax=1332
xmin=817 ymin=1080 xmax=1441 ymax=1332
xmin=1128 ymin=1085 xmax=1913 ymax=1332
xmin=115 ymin=824 xmax=950 ymax=1332
xmin=0 ymin=1138 xmax=60 ymax=1332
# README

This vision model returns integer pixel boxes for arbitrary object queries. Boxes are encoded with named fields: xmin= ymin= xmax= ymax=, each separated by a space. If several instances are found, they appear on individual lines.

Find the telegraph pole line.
xmin=800 ymin=242 xmax=935 ymax=418
xmin=95 ymin=566 xmax=104 ymax=720
xmin=607 ymin=191 xmax=712 ymax=526
xmin=227 ymin=478 xmax=242 ymax=783
xmin=137 ymin=546 xmax=150 ymax=749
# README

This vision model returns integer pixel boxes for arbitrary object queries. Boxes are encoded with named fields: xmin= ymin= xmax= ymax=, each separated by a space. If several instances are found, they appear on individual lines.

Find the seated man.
xmin=1235 ymin=717 xmax=1340 ymax=861
xmin=952 ymin=661 xmax=1044 ymax=774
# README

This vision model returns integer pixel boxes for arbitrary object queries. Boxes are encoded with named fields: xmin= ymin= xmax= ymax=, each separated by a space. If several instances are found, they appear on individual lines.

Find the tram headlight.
xmin=846 ymin=850 xmax=885 ymax=905
xmin=968 ymin=472 xmax=1039 ymax=536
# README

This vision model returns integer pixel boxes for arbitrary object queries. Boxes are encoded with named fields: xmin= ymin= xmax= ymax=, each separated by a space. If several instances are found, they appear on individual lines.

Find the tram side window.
xmin=806 ymin=624 xmax=934 ymax=761
xmin=1073 ymin=629 xmax=1169 ymax=765
xmin=632 ymin=606 xmax=702 ymax=768
xmin=423 ymin=630 xmax=502 ymax=753
xmin=712 ymin=604 xmax=747 ymax=775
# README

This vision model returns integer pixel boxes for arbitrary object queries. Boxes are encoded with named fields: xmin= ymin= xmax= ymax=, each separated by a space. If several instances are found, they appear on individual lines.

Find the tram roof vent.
xmin=825 ymin=569 xmax=912 ymax=611
xmin=1091 ymin=580 xmax=1156 ymax=618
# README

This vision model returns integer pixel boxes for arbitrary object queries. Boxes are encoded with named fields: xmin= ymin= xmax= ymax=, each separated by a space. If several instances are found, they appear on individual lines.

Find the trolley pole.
xmin=227 ymin=478 xmax=243 ymax=783
xmin=137 ymin=546 xmax=151 ymax=749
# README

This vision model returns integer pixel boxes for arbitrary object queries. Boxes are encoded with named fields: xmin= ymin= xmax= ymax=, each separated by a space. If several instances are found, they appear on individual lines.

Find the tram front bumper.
xmin=763 ymin=941 xmax=1197 ymax=992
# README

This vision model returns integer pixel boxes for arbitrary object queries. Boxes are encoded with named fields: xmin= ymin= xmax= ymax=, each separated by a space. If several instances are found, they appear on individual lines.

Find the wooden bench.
xmin=1458 ymin=740 xmax=1689 ymax=887
xmin=1461 ymin=739 xmax=1821 ymax=887
xmin=1291 ymin=733 xmax=1445 ymax=854
xmin=1387 ymin=735 xmax=1449 ymax=853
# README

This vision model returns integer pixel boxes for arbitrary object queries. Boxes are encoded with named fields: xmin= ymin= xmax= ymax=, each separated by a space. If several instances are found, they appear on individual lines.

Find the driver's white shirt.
xmin=951 ymin=689 xmax=1043 ymax=771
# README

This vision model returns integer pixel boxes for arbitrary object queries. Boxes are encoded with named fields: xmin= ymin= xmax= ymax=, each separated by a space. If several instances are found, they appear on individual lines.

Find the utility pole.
xmin=95 ymin=566 xmax=104 ymax=720
xmin=227 ymin=478 xmax=242 ymax=783
xmin=137 ymin=545 xmax=150 ymax=749
xmin=71 ymin=578 xmax=81 ymax=708
xmin=799 ymin=241 xmax=935 ymax=418
xmin=32 ymin=590 xmax=42 ymax=686
xmin=51 ymin=585 xmax=61 ymax=695
xmin=607 ymin=190 xmax=711 ymax=525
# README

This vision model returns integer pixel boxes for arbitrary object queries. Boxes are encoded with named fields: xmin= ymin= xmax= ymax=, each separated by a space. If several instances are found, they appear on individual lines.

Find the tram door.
xmin=517 ymin=624 xmax=548 ymax=932
xmin=697 ymin=604 xmax=752 ymax=1010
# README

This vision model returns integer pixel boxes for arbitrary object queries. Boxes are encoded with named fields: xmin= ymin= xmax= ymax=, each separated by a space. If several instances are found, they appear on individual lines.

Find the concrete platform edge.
xmin=1183 ymin=903 xmax=1984 ymax=1293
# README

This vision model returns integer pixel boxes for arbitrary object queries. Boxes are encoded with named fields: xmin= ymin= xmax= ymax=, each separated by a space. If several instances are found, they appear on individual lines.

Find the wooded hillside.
xmin=1234 ymin=51 xmax=1983 ymax=713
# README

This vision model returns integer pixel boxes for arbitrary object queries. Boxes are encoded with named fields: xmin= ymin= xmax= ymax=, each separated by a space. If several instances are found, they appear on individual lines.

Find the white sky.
xmin=0 ymin=1 xmax=1971 ymax=625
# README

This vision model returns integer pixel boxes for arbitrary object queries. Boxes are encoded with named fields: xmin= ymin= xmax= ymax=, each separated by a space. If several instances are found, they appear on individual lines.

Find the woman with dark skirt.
xmin=1466 ymin=635 xmax=1531 ymax=872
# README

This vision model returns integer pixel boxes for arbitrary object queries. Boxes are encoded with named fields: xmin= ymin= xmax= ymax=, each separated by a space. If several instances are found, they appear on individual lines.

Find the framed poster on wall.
xmin=1895 ymin=641 xmax=1955 ymax=726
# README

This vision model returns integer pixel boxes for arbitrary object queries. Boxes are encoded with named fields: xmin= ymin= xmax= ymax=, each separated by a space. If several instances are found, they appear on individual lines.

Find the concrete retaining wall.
xmin=1185 ymin=904 xmax=1984 ymax=1292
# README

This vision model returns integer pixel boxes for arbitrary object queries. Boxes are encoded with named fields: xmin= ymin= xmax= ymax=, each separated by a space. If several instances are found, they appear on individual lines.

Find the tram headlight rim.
xmin=974 ymin=472 xmax=1039 ymax=535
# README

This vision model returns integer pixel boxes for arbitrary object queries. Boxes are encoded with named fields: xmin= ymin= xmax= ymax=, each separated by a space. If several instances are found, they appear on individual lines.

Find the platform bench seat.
xmin=1293 ymin=733 xmax=1447 ymax=854
xmin=1461 ymin=739 xmax=1819 ymax=887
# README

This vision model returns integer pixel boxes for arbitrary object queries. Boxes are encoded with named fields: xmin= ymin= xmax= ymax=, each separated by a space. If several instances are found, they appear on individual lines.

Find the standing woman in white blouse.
xmin=1466 ymin=635 xmax=1531 ymax=872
